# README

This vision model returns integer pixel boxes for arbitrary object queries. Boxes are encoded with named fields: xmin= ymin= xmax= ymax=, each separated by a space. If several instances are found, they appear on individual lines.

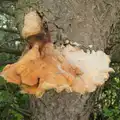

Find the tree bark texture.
xmin=14 ymin=0 xmax=120 ymax=120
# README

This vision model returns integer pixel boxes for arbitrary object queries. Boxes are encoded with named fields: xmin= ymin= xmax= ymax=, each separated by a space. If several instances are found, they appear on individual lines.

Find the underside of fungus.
xmin=0 ymin=11 xmax=114 ymax=97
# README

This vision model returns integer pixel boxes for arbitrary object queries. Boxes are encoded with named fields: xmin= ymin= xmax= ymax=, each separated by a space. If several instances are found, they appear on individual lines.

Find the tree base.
xmin=30 ymin=90 xmax=99 ymax=120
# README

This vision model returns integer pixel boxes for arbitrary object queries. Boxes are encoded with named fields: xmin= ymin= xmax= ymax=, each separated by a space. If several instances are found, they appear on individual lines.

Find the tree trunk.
xmin=14 ymin=0 xmax=120 ymax=120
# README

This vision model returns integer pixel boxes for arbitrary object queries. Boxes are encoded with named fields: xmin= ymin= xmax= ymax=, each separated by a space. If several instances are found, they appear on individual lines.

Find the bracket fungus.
xmin=0 ymin=11 xmax=114 ymax=97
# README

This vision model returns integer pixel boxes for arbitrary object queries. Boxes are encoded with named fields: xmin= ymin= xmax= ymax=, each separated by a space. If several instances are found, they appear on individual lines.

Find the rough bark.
xmin=14 ymin=0 xmax=120 ymax=120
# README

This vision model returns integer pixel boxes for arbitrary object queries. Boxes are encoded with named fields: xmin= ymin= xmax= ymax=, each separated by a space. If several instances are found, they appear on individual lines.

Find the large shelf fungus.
xmin=63 ymin=45 xmax=114 ymax=94
xmin=0 ymin=11 xmax=114 ymax=97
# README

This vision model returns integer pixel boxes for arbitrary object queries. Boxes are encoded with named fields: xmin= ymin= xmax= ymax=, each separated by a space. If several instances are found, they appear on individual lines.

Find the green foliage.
xmin=103 ymin=107 xmax=120 ymax=120
xmin=0 ymin=66 xmax=30 ymax=120
xmin=101 ymin=65 xmax=120 ymax=120
xmin=90 ymin=63 xmax=120 ymax=120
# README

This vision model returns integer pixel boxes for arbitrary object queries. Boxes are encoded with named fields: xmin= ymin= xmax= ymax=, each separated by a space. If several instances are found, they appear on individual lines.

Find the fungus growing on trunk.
xmin=0 ymin=11 xmax=114 ymax=97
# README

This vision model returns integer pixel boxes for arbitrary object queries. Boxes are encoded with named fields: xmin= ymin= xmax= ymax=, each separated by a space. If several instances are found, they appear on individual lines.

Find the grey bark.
xmin=14 ymin=0 xmax=120 ymax=120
